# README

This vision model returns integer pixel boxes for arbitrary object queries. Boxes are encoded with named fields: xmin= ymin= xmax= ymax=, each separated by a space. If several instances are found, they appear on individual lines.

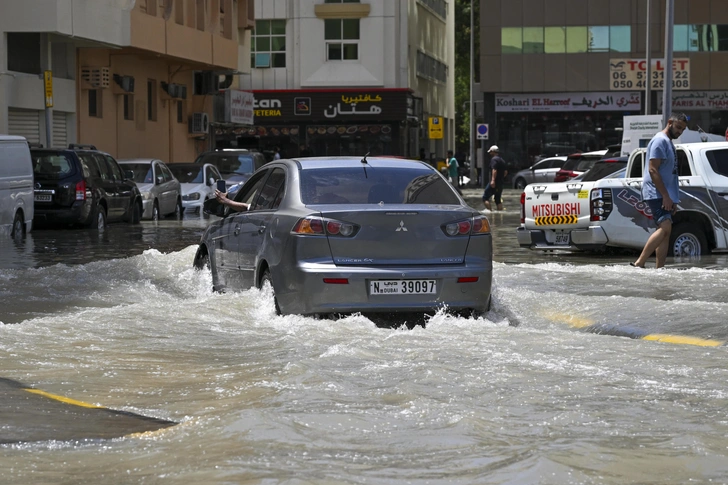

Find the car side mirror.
xmin=208 ymin=177 xmax=215 ymax=186
xmin=203 ymin=197 xmax=226 ymax=218
xmin=156 ymin=175 xmax=164 ymax=185
xmin=125 ymin=170 xmax=134 ymax=180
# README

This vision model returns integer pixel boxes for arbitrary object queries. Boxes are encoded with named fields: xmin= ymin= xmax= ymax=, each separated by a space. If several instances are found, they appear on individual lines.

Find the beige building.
xmin=480 ymin=0 xmax=728 ymax=168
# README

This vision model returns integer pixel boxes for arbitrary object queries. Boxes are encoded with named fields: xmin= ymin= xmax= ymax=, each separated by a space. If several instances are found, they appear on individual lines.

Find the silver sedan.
xmin=118 ymin=159 xmax=183 ymax=220
xmin=511 ymin=156 xmax=567 ymax=189
xmin=193 ymin=157 xmax=493 ymax=318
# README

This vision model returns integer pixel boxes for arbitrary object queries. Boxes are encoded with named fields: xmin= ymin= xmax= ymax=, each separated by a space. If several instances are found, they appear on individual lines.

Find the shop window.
xmin=147 ymin=79 xmax=157 ymax=122
xmin=7 ymin=33 xmax=41 ymax=74
xmin=123 ymin=94 xmax=134 ymax=121
xmin=251 ymin=20 xmax=287 ymax=68
xmin=501 ymin=28 xmax=522 ymax=54
xmin=545 ymin=27 xmax=566 ymax=54
xmin=566 ymin=27 xmax=587 ymax=53
xmin=609 ymin=26 xmax=631 ymax=52
xmin=325 ymin=19 xmax=360 ymax=61
xmin=88 ymin=90 xmax=102 ymax=118
xmin=523 ymin=27 xmax=544 ymax=54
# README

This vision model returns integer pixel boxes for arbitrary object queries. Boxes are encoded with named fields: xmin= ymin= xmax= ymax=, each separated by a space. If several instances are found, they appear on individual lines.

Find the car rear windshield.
xmin=562 ymin=154 xmax=604 ymax=171
xmin=197 ymin=154 xmax=262 ymax=177
xmin=169 ymin=165 xmax=203 ymax=183
xmin=124 ymin=163 xmax=154 ymax=184
xmin=299 ymin=167 xmax=461 ymax=205
xmin=31 ymin=152 xmax=75 ymax=179
xmin=580 ymin=161 xmax=628 ymax=181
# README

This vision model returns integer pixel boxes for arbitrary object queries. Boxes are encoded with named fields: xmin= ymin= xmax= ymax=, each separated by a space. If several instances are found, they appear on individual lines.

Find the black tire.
xmin=260 ymin=269 xmax=281 ymax=315
xmin=152 ymin=201 xmax=160 ymax=222
xmin=193 ymin=248 xmax=210 ymax=271
xmin=131 ymin=201 xmax=142 ymax=225
xmin=514 ymin=177 xmax=527 ymax=190
xmin=10 ymin=211 xmax=25 ymax=239
xmin=93 ymin=205 xmax=107 ymax=231
xmin=174 ymin=198 xmax=184 ymax=220
xmin=669 ymin=222 xmax=709 ymax=257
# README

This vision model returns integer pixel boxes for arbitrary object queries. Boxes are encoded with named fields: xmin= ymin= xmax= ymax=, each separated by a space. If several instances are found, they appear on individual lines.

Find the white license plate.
xmin=35 ymin=194 xmax=52 ymax=202
xmin=370 ymin=280 xmax=436 ymax=295
xmin=555 ymin=232 xmax=570 ymax=245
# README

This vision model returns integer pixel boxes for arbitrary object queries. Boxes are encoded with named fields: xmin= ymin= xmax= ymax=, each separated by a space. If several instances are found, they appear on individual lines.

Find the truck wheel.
xmin=11 ymin=211 xmax=25 ymax=239
xmin=670 ymin=222 xmax=709 ymax=257
xmin=514 ymin=177 xmax=527 ymax=190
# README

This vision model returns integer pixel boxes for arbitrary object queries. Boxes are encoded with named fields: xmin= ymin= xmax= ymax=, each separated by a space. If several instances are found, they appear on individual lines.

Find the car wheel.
xmin=152 ymin=201 xmax=160 ymax=222
xmin=10 ymin=211 xmax=25 ymax=239
xmin=260 ymin=269 xmax=281 ymax=315
xmin=131 ymin=201 xmax=142 ymax=224
xmin=94 ymin=205 xmax=107 ymax=231
xmin=670 ymin=222 xmax=709 ymax=257
xmin=514 ymin=178 xmax=527 ymax=190
xmin=193 ymin=248 xmax=209 ymax=271
xmin=174 ymin=198 xmax=184 ymax=220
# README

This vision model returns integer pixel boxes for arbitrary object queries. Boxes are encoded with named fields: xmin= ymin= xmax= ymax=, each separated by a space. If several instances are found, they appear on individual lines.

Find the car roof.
xmin=567 ymin=149 xmax=608 ymax=157
xmin=293 ymin=156 xmax=432 ymax=170
xmin=118 ymin=158 xmax=161 ymax=164
xmin=0 ymin=135 xmax=28 ymax=142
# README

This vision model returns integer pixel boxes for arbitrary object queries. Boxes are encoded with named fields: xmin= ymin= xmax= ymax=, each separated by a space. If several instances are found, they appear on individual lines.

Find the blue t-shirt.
xmin=642 ymin=132 xmax=680 ymax=203
xmin=448 ymin=157 xmax=459 ymax=180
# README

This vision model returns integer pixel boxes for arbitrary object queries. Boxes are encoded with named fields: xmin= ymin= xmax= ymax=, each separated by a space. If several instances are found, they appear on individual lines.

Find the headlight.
xmin=142 ymin=191 xmax=152 ymax=200
xmin=183 ymin=192 xmax=201 ymax=201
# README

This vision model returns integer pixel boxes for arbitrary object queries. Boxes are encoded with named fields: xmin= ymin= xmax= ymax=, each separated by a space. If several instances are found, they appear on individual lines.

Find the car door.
xmin=157 ymin=161 xmax=177 ymax=215
xmin=701 ymin=147 xmax=728 ymax=241
xmin=235 ymin=167 xmax=286 ymax=288
xmin=91 ymin=154 xmax=121 ymax=219
xmin=216 ymin=169 xmax=270 ymax=290
xmin=105 ymin=155 xmax=136 ymax=221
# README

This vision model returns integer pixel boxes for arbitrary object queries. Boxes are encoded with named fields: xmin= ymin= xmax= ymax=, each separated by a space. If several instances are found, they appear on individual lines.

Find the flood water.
xmin=2 ymin=190 xmax=728 ymax=484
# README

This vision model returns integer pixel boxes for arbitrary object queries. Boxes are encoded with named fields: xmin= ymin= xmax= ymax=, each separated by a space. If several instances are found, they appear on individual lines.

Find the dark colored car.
xmin=194 ymin=149 xmax=267 ymax=190
xmin=553 ymin=150 xmax=608 ymax=183
xmin=31 ymin=145 xmax=143 ymax=229
xmin=573 ymin=156 xmax=629 ymax=182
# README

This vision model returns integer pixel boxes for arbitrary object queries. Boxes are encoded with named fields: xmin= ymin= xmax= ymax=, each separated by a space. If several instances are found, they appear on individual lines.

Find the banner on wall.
xmin=495 ymin=92 xmax=641 ymax=113
xmin=658 ymin=91 xmax=728 ymax=111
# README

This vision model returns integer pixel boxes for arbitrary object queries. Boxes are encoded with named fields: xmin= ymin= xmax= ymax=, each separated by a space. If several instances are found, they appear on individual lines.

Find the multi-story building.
xmin=223 ymin=0 xmax=455 ymax=160
xmin=480 ymin=0 xmax=728 ymax=169
xmin=1 ymin=0 xmax=254 ymax=163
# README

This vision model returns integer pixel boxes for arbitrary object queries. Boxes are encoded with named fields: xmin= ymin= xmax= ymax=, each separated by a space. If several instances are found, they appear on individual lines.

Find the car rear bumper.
xmin=516 ymin=225 xmax=608 ymax=251
xmin=273 ymin=262 xmax=493 ymax=316
xmin=33 ymin=201 xmax=93 ymax=226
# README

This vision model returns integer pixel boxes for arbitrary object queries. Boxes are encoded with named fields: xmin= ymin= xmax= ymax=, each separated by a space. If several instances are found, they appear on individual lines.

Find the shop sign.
xmin=609 ymin=58 xmax=690 ymax=91
xmin=224 ymin=90 xmax=254 ymax=125
xmin=44 ymin=70 xmax=53 ymax=108
xmin=495 ymin=92 xmax=641 ymax=112
xmin=428 ymin=117 xmax=443 ymax=139
xmin=658 ymin=91 xmax=728 ymax=111
xmin=620 ymin=115 xmax=662 ymax=156
xmin=251 ymin=89 xmax=409 ymax=122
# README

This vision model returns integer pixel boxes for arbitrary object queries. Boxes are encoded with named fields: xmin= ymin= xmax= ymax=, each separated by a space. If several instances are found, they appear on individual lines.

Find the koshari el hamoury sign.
xmin=495 ymin=92 xmax=641 ymax=112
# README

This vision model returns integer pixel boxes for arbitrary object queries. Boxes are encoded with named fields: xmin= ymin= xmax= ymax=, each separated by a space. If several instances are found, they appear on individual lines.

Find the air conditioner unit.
xmin=189 ymin=112 xmax=209 ymax=135
xmin=81 ymin=66 xmax=111 ymax=89
xmin=112 ymin=74 xmax=135 ymax=94
xmin=161 ymin=82 xmax=188 ymax=100
xmin=193 ymin=71 xmax=219 ymax=95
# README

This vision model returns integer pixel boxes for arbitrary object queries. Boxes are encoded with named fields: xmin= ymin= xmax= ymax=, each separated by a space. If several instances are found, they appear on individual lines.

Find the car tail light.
xmin=292 ymin=216 xmax=359 ymax=237
xmin=520 ymin=191 xmax=526 ymax=223
xmin=75 ymin=180 xmax=86 ymax=201
xmin=554 ymin=170 xmax=577 ymax=182
xmin=442 ymin=215 xmax=490 ymax=237
xmin=457 ymin=277 xmax=479 ymax=283
xmin=590 ymin=188 xmax=613 ymax=221
xmin=323 ymin=278 xmax=349 ymax=284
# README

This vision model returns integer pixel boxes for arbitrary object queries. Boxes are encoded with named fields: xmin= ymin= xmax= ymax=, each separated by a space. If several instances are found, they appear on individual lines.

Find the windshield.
xmin=169 ymin=165 xmax=203 ymax=183
xmin=300 ymin=167 xmax=461 ymax=205
xmin=123 ymin=163 xmax=154 ymax=184
xmin=197 ymin=154 xmax=261 ymax=179
xmin=580 ymin=161 xmax=628 ymax=182
xmin=31 ymin=152 xmax=75 ymax=179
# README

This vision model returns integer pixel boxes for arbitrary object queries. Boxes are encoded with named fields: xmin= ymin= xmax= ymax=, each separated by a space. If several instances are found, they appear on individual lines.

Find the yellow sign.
xmin=534 ymin=215 xmax=578 ymax=226
xmin=44 ymin=70 xmax=53 ymax=108
xmin=428 ymin=116 xmax=443 ymax=139
xmin=609 ymin=58 xmax=690 ymax=91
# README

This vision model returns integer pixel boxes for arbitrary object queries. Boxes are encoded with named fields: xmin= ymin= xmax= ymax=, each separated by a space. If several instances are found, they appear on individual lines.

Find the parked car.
xmin=0 ymin=135 xmax=34 ymax=238
xmin=31 ymin=144 xmax=142 ymax=230
xmin=553 ymin=150 xmax=609 ymax=183
xmin=193 ymin=149 xmax=267 ymax=190
xmin=118 ymin=159 xmax=183 ymax=220
xmin=570 ymin=156 xmax=628 ymax=182
xmin=168 ymin=163 xmax=223 ymax=216
xmin=193 ymin=156 xmax=493 ymax=318
xmin=511 ymin=156 xmax=567 ymax=189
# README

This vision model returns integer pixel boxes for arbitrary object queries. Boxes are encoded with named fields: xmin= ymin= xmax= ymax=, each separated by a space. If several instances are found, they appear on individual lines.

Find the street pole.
xmin=661 ymin=0 xmax=675 ymax=127
xmin=469 ymin=0 xmax=475 ymax=187
xmin=645 ymin=0 xmax=651 ymax=115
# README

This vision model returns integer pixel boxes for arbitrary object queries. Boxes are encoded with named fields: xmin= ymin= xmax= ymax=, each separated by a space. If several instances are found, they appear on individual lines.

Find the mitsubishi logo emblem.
xmin=395 ymin=220 xmax=408 ymax=232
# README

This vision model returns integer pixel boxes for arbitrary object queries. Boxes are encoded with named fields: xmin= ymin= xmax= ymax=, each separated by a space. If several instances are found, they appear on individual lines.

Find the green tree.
xmin=454 ymin=0 xmax=480 ymax=154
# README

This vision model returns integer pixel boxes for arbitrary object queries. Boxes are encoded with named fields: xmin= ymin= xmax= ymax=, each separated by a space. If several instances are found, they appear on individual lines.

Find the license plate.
xmin=555 ymin=232 xmax=570 ymax=245
xmin=370 ymin=280 xmax=436 ymax=295
xmin=35 ymin=194 xmax=52 ymax=202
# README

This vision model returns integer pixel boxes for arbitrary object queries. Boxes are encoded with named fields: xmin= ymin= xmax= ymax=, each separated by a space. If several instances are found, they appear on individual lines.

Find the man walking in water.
xmin=482 ymin=145 xmax=508 ymax=211
xmin=632 ymin=112 xmax=688 ymax=269
xmin=446 ymin=149 xmax=462 ymax=195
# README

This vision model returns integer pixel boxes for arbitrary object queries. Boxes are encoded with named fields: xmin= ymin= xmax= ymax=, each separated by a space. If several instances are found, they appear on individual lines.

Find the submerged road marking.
xmin=541 ymin=312 xmax=725 ymax=347
xmin=24 ymin=389 xmax=104 ymax=408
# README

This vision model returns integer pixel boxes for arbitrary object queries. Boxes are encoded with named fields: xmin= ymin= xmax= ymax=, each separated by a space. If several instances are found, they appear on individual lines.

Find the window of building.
xmin=147 ymin=79 xmax=157 ymax=121
xmin=545 ymin=27 xmax=566 ymax=53
xmin=416 ymin=51 xmax=447 ymax=83
xmin=609 ymin=26 xmax=631 ymax=52
xmin=251 ymin=20 xmax=287 ymax=68
xmin=588 ymin=26 xmax=610 ymax=52
xmin=523 ymin=27 xmax=544 ymax=54
xmin=177 ymin=100 xmax=185 ymax=123
xmin=417 ymin=0 xmax=448 ymax=19
xmin=325 ymin=19 xmax=359 ymax=60
xmin=324 ymin=0 xmax=360 ymax=2
xmin=566 ymin=27 xmax=588 ymax=53
xmin=123 ymin=94 xmax=134 ymax=121
xmin=88 ymin=90 xmax=102 ymax=118
xmin=502 ymin=28 xmax=523 ymax=54
xmin=674 ymin=24 xmax=728 ymax=51
xmin=7 ymin=33 xmax=41 ymax=74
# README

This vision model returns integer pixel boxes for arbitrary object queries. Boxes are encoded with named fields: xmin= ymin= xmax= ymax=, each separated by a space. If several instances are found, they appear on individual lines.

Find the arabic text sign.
xmin=428 ymin=117 xmax=443 ymax=139
xmin=662 ymin=91 xmax=728 ymax=111
xmin=609 ymin=58 xmax=690 ymax=91
xmin=225 ymin=90 xmax=255 ymax=125
xmin=495 ymin=92 xmax=641 ymax=112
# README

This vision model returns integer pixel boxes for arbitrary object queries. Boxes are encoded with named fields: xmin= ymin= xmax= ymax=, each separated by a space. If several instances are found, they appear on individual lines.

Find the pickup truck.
xmin=516 ymin=141 xmax=728 ymax=256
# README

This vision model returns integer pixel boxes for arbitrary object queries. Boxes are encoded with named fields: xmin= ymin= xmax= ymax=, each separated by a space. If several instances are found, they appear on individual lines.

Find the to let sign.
xmin=609 ymin=58 xmax=690 ymax=91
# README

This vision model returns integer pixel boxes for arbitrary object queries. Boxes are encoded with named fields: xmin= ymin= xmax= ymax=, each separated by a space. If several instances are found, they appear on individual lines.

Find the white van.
xmin=0 ymin=135 xmax=34 ymax=237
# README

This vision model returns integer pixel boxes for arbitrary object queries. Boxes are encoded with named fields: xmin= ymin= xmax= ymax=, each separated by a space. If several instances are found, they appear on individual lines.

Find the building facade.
xmin=1 ymin=0 xmax=255 ymax=163
xmin=225 ymin=0 xmax=455 ymax=160
xmin=480 ymin=0 xmax=728 ymax=169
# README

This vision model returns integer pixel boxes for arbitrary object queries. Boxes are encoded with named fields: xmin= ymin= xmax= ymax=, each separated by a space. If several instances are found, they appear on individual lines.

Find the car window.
xmin=706 ymin=149 xmax=728 ymax=177
xmin=32 ymin=153 xmax=75 ymax=178
xmin=532 ymin=159 xmax=550 ymax=170
xmin=233 ymin=169 xmax=269 ymax=208
xmin=580 ymin=161 xmax=628 ymax=182
xmin=170 ymin=165 xmax=202 ymax=183
xmin=78 ymin=153 xmax=101 ymax=178
xmin=575 ymin=158 xmax=598 ymax=172
xmin=252 ymin=168 xmax=285 ymax=211
xmin=561 ymin=156 xmax=581 ymax=171
xmin=105 ymin=155 xmax=124 ymax=181
xmin=126 ymin=163 xmax=154 ymax=183
xmin=208 ymin=165 xmax=222 ymax=181
xmin=551 ymin=158 xmax=566 ymax=169
xmin=677 ymin=149 xmax=692 ymax=176
xmin=158 ymin=162 xmax=173 ymax=183
xmin=629 ymin=151 xmax=644 ymax=178
xmin=199 ymin=153 xmax=257 ymax=176
xmin=300 ymin=166 xmax=461 ymax=205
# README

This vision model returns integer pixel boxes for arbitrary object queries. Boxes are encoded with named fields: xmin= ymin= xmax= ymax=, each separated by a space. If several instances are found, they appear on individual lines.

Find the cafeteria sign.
xmin=495 ymin=92 xmax=641 ymax=112
xmin=428 ymin=116 xmax=443 ymax=139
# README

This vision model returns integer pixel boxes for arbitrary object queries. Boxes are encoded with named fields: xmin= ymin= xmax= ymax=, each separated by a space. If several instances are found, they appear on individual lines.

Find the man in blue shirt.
xmin=632 ymin=112 xmax=688 ymax=269
xmin=446 ymin=150 xmax=462 ymax=194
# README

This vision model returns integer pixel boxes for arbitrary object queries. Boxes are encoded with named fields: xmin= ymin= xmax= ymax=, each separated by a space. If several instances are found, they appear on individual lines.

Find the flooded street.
xmin=2 ymin=190 xmax=728 ymax=484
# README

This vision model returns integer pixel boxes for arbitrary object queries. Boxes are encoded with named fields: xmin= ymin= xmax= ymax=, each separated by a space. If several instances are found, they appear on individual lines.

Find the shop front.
xmin=492 ymin=92 xmax=642 ymax=170
xmin=660 ymin=91 xmax=728 ymax=140
xmin=214 ymin=88 xmax=413 ymax=160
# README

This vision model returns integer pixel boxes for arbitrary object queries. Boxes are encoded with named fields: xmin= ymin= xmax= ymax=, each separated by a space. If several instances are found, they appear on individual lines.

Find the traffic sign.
xmin=428 ymin=116 xmax=443 ymax=139
xmin=476 ymin=123 xmax=489 ymax=140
